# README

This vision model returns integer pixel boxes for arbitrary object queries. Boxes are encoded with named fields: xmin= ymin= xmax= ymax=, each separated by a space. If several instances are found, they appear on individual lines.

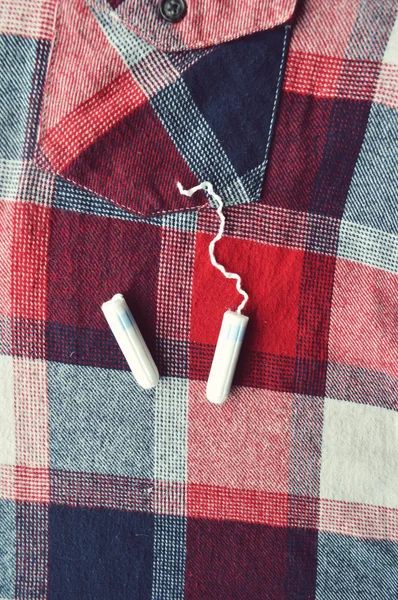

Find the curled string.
xmin=177 ymin=181 xmax=249 ymax=314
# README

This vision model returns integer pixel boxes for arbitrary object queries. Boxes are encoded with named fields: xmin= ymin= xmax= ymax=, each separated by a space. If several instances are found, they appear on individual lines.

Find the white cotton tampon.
xmin=101 ymin=293 xmax=159 ymax=389
xmin=206 ymin=310 xmax=249 ymax=405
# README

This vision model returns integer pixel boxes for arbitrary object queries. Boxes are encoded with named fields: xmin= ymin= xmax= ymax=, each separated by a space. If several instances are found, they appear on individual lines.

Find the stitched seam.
xmin=260 ymin=24 xmax=290 ymax=192
xmin=33 ymin=0 xmax=61 ymax=171
xmin=88 ymin=0 xmax=296 ymax=52
xmin=35 ymin=146 xmax=208 ymax=217
xmin=241 ymin=23 xmax=289 ymax=206
xmin=33 ymin=6 xmax=291 ymax=219
xmin=32 ymin=0 xmax=210 ymax=218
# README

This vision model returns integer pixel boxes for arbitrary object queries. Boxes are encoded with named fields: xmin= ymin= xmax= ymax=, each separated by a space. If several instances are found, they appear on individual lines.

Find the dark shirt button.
xmin=159 ymin=0 xmax=187 ymax=23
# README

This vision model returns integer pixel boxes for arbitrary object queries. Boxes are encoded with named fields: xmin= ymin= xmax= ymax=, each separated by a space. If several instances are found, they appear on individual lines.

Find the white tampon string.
xmin=102 ymin=293 xmax=159 ymax=390
xmin=177 ymin=181 xmax=249 ymax=314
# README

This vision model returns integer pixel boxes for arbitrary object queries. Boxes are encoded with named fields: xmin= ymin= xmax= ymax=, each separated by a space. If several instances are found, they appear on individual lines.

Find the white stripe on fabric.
xmin=92 ymin=6 xmax=154 ymax=69
xmin=0 ymin=160 xmax=55 ymax=207
xmin=338 ymin=219 xmax=398 ymax=274
xmin=153 ymin=377 xmax=188 ymax=600
xmin=0 ymin=355 xmax=15 ymax=466
xmin=383 ymin=9 xmax=398 ymax=64
xmin=0 ymin=159 xmax=22 ymax=200
xmin=154 ymin=377 xmax=188 ymax=484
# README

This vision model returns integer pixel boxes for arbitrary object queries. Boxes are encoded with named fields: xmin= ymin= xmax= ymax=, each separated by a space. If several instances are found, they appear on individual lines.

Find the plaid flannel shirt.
xmin=1 ymin=0 xmax=398 ymax=598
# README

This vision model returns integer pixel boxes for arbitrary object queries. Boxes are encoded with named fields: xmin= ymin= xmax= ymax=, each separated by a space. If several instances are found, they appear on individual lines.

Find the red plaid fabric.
xmin=0 ymin=0 xmax=398 ymax=598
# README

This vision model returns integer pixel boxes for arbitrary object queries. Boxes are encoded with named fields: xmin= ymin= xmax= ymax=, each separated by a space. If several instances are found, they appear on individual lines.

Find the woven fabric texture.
xmin=0 ymin=0 xmax=398 ymax=598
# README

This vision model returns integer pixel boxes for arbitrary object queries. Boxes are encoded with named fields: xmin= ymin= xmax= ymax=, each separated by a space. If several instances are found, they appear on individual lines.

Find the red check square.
xmin=329 ymin=259 xmax=398 ymax=379
xmin=191 ymin=232 xmax=305 ymax=357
